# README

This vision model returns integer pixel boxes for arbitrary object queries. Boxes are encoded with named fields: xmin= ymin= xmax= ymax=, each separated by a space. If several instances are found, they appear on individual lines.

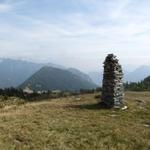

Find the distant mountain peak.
xmin=19 ymin=66 xmax=97 ymax=91
xmin=0 ymin=59 xmax=64 ymax=88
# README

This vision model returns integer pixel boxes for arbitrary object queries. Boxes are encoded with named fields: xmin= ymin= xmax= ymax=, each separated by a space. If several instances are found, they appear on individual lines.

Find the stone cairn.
xmin=101 ymin=54 xmax=124 ymax=108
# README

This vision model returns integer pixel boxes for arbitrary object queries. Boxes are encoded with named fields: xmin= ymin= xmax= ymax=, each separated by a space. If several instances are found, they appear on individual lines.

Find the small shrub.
xmin=94 ymin=94 xmax=101 ymax=99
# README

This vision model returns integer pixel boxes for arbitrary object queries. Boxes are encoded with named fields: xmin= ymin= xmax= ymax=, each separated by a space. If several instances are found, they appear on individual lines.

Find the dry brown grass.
xmin=0 ymin=92 xmax=149 ymax=150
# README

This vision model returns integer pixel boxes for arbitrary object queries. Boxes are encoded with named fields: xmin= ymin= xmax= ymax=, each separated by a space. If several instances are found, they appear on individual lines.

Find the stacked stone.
xmin=101 ymin=54 xmax=124 ymax=108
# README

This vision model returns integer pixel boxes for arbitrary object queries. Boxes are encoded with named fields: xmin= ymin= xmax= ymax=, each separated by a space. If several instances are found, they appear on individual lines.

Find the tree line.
xmin=0 ymin=87 xmax=101 ymax=101
xmin=0 ymin=77 xmax=150 ymax=101
xmin=124 ymin=76 xmax=150 ymax=91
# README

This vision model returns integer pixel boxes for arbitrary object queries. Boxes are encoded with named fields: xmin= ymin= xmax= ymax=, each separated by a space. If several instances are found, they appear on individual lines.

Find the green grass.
xmin=0 ymin=92 xmax=149 ymax=150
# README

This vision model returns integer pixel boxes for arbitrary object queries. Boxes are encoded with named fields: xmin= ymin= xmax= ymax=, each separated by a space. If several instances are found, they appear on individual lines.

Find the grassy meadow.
xmin=0 ymin=92 xmax=149 ymax=150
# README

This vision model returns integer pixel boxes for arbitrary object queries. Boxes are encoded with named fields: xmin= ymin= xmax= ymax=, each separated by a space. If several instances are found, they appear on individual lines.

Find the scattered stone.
xmin=121 ymin=105 xmax=128 ymax=110
xmin=139 ymin=106 xmax=144 ymax=110
xmin=76 ymin=98 xmax=81 ymax=101
xmin=74 ymin=96 xmax=81 ymax=101
xmin=143 ymin=124 xmax=150 ymax=128
xmin=101 ymin=54 xmax=124 ymax=108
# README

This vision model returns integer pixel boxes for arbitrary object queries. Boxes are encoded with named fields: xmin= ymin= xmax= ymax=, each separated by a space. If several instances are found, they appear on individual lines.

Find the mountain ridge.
xmin=19 ymin=66 xmax=97 ymax=91
xmin=0 ymin=58 xmax=66 ymax=88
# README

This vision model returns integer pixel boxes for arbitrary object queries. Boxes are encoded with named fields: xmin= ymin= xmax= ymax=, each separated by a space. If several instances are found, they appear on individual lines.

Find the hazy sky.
xmin=0 ymin=0 xmax=150 ymax=71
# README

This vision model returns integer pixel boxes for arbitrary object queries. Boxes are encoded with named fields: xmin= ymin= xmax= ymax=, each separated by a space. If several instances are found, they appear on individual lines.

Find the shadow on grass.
xmin=68 ymin=102 xmax=111 ymax=110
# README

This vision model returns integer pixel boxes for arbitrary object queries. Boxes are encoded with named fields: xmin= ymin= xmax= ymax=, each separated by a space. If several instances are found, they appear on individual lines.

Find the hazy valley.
xmin=0 ymin=59 xmax=150 ymax=91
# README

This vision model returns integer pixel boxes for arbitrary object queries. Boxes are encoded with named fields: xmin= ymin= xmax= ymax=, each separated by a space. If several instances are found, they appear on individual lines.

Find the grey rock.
xmin=101 ymin=54 xmax=124 ymax=108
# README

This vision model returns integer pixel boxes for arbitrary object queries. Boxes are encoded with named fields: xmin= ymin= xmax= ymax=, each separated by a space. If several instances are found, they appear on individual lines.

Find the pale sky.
xmin=0 ymin=0 xmax=150 ymax=71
